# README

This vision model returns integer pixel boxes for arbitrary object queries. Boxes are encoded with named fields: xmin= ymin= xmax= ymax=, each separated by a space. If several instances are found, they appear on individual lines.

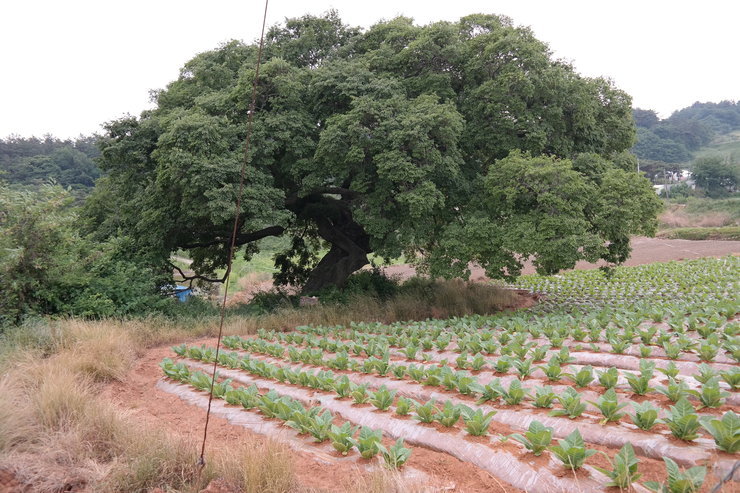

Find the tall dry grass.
xmin=0 ymin=320 xmax=296 ymax=492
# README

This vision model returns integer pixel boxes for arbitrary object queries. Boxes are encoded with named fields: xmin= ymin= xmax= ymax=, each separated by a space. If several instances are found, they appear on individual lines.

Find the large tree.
xmin=86 ymin=12 xmax=661 ymax=293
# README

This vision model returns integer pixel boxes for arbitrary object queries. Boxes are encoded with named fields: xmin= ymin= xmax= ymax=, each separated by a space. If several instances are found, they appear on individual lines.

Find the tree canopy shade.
xmin=85 ymin=11 xmax=661 ymax=293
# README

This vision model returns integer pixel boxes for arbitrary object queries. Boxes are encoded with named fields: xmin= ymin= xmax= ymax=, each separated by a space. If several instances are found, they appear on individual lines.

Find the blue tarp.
xmin=174 ymin=286 xmax=192 ymax=302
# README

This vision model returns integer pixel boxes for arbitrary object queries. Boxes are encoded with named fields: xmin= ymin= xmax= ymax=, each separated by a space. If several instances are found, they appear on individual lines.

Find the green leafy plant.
xmin=513 ymin=358 xmax=535 ymax=378
xmin=597 ymin=367 xmax=619 ymax=389
xmin=328 ymin=422 xmax=359 ymax=455
xmin=460 ymin=406 xmax=497 ymax=436
xmin=699 ymin=411 xmax=739 ymax=453
xmin=434 ymin=400 xmax=462 ymax=427
xmin=378 ymin=438 xmax=412 ymax=469
xmin=351 ymin=383 xmax=370 ymax=404
xmin=587 ymin=388 xmax=629 ymax=424
xmin=550 ymin=387 xmax=586 ymax=419
xmin=498 ymin=379 xmax=529 ymax=405
xmin=413 ymin=400 xmax=438 ymax=424
xmin=687 ymin=377 xmax=729 ymax=408
xmin=470 ymin=353 xmax=487 ymax=371
xmin=395 ymin=397 xmax=416 ymax=416
xmin=369 ymin=385 xmax=397 ymax=411
xmin=656 ymin=377 xmax=690 ymax=403
xmin=549 ymin=429 xmax=597 ymax=469
xmin=625 ymin=371 xmax=654 ymax=396
xmin=658 ymin=361 xmax=680 ymax=380
xmin=509 ymin=420 xmax=553 ymax=455
xmin=661 ymin=399 xmax=701 ymax=441
xmin=492 ymin=357 xmax=512 ymax=374
xmin=693 ymin=363 xmax=718 ymax=384
xmin=720 ymin=368 xmax=740 ymax=390
xmin=539 ymin=362 xmax=567 ymax=382
xmin=645 ymin=458 xmax=706 ymax=493
xmin=593 ymin=443 xmax=641 ymax=489
xmin=629 ymin=401 xmax=660 ymax=431
xmin=350 ymin=427 xmax=383 ymax=459
xmin=475 ymin=382 xmax=502 ymax=404
xmin=566 ymin=365 xmax=595 ymax=388
xmin=533 ymin=386 xmax=557 ymax=408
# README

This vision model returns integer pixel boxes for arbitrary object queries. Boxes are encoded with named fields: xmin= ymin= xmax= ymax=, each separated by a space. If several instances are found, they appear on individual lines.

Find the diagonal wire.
xmin=197 ymin=0 xmax=270 ymax=470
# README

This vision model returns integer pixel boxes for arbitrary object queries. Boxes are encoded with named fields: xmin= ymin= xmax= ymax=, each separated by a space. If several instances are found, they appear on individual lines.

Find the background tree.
xmin=85 ymin=12 xmax=661 ymax=293
xmin=691 ymin=156 xmax=739 ymax=197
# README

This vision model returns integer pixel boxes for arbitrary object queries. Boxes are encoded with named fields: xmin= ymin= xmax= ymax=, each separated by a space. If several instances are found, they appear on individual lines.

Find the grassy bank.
xmin=656 ymin=226 xmax=740 ymax=241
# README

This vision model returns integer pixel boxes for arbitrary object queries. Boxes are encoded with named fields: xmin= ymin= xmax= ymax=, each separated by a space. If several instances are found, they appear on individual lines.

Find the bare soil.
xmin=379 ymin=236 xmax=740 ymax=281
xmin=102 ymin=343 xmax=523 ymax=493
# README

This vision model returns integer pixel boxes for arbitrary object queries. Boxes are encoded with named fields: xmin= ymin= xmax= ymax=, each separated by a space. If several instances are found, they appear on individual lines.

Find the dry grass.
xmin=221 ymin=280 xmax=517 ymax=335
xmin=659 ymin=205 xmax=736 ymax=229
xmin=0 ymin=319 xmax=296 ymax=492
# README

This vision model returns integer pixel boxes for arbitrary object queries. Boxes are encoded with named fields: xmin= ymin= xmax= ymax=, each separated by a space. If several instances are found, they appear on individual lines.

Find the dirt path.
xmin=378 ymin=236 xmax=740 ymax=281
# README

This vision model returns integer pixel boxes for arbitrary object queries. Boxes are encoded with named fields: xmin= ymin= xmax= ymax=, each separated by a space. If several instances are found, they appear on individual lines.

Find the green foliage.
xmin=550 ymin=387 xmax=586 ymax=419
xmin=645 ymin=458 xmax=706 ymax=493
xmin=691 ymin=155 xmax=739 ymax=197
xmin=549 ymin=429 xmax=598 ymax=469
xmin=509 ymin=421 xmax=553 ymax=455
xmin=497 ymin=379 xmax=529 ymax=405
xmin=699 ymin=411 xmax=740 ymax=453
xmin=434 ymin=400 xmax=462 ymax=427
xmin=566 ymin=365 xmax=594 ymax=388
xmin=656 ymin=378 xmax=690 ymax=403
xmin=687 ymin=377 xmax=729 ymax=408
xmin=593 ymin=443 xmax=641 ymax=489
xmin=394 ymin=397 xmax=416 ymax=416
xmin=0 ymin=135 xmax=101 ymax=192
xmin=459 ymin=406 xmax=497 ymax=436
xmin=413 ymin=400 xmax=438 ymax=424
xmin=369 ymin=385 xmax=397 ymax=411
xmin=328 ymin=422 xmax=358 ymax=455
xmin=587 ymin=388 xmax=629 ymax=424
xmin=597 ymin=367 xmax=619 ymax=389
xmin=350 ymin=427 xmax=383 ymax=459
xmin=85 ymin=11 xmax=657 ymax=294
xmin=532 ymin=386 xmax=557 ymax=408
xmin=379 ymin=438 xmax=412 ymax=469
xmin=661 ymin=399 xmax=701 ymax=441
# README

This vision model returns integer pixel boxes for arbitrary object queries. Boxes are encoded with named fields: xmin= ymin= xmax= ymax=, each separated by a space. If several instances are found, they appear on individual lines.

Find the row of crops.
xmin=160 ymin=256 xmax=739 ymax=492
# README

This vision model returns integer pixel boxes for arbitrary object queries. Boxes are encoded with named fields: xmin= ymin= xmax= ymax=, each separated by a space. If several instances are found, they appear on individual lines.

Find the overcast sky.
xmin=2 ymin=0 xmax=738 ymax=139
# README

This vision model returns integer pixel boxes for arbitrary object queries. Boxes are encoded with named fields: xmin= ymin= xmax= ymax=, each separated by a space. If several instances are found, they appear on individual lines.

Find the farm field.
xmin=153 ymin=256 xmax=740 ymax=492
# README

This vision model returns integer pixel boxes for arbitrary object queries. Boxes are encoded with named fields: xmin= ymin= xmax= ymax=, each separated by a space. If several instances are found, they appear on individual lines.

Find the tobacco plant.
xmin=629 ymin=401 xmax=660 ymax=431
xmin=460 ymin=406 xmax=497 ymax=436
xmin=532 ymin=386 xmax=557 ymax=408
xmin=328 ymin=422 xmax=359 ymax=455
xmin=350 ymin=427 xmax=383 ymax=459
xmin=644 ymin=458 xmax=706 ymax=493
xmin=549 ymin=429 xmax=597 ymax=469
xmin=509 ymin=420 xmax=553 ymax=455
xmin=567 ymin=365 xmax=595 ymax=388
xmin=687 ymin=377 xmax=729 ymax=408
xmin=597 ymin=367 xmax=619 ymax=389
xmin=394 ymin=397 xmax=416 ymax=416
xmin=587 ymin=388 xmax=628 ymax=424
xmin=434 ymin=400 xmax=462 ymax=427
xmin=379 ymin=438 xmax=412 ymax=469
xmin=593 ymin=443 xmax=641 ymax=490
xmin=661 ymin=399 xmax=701 ymax=441
xmin=550 ymin=387 xmax=586 ymax=419
xmin=369 ymin=386 xmax=397 ymax=411
xmin=699 ymin=411 xmax=739 ymax=453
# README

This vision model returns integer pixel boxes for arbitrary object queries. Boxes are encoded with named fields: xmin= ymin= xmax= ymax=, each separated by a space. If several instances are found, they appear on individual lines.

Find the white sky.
xmin=1 ymin=0 xmax=738 ymax=139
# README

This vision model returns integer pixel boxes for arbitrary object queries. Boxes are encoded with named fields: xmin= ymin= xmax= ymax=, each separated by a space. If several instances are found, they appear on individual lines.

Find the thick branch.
xmin=181 ymin=225 xmax=285 ymax=249
xmin=168 ymin=261 xmax=229 ymax=290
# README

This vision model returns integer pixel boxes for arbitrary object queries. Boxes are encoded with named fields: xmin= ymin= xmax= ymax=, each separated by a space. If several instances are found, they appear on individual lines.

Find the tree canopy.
xmin=0 ymin=135 xmax=101 ymax=192
xmin=86 ymin=11 xmax=661 ymax=293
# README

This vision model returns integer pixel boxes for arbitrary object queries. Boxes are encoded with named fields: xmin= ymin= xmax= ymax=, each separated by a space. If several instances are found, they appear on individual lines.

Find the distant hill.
xmin=0 ymin=135 xmax=101 ymax=193
xmin=632 ymin=101 xmax=740 ymax=182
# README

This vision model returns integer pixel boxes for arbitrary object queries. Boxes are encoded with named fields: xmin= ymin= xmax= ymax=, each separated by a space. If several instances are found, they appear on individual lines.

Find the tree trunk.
xmin=301 ymin=213 xmax=371 ymax=294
